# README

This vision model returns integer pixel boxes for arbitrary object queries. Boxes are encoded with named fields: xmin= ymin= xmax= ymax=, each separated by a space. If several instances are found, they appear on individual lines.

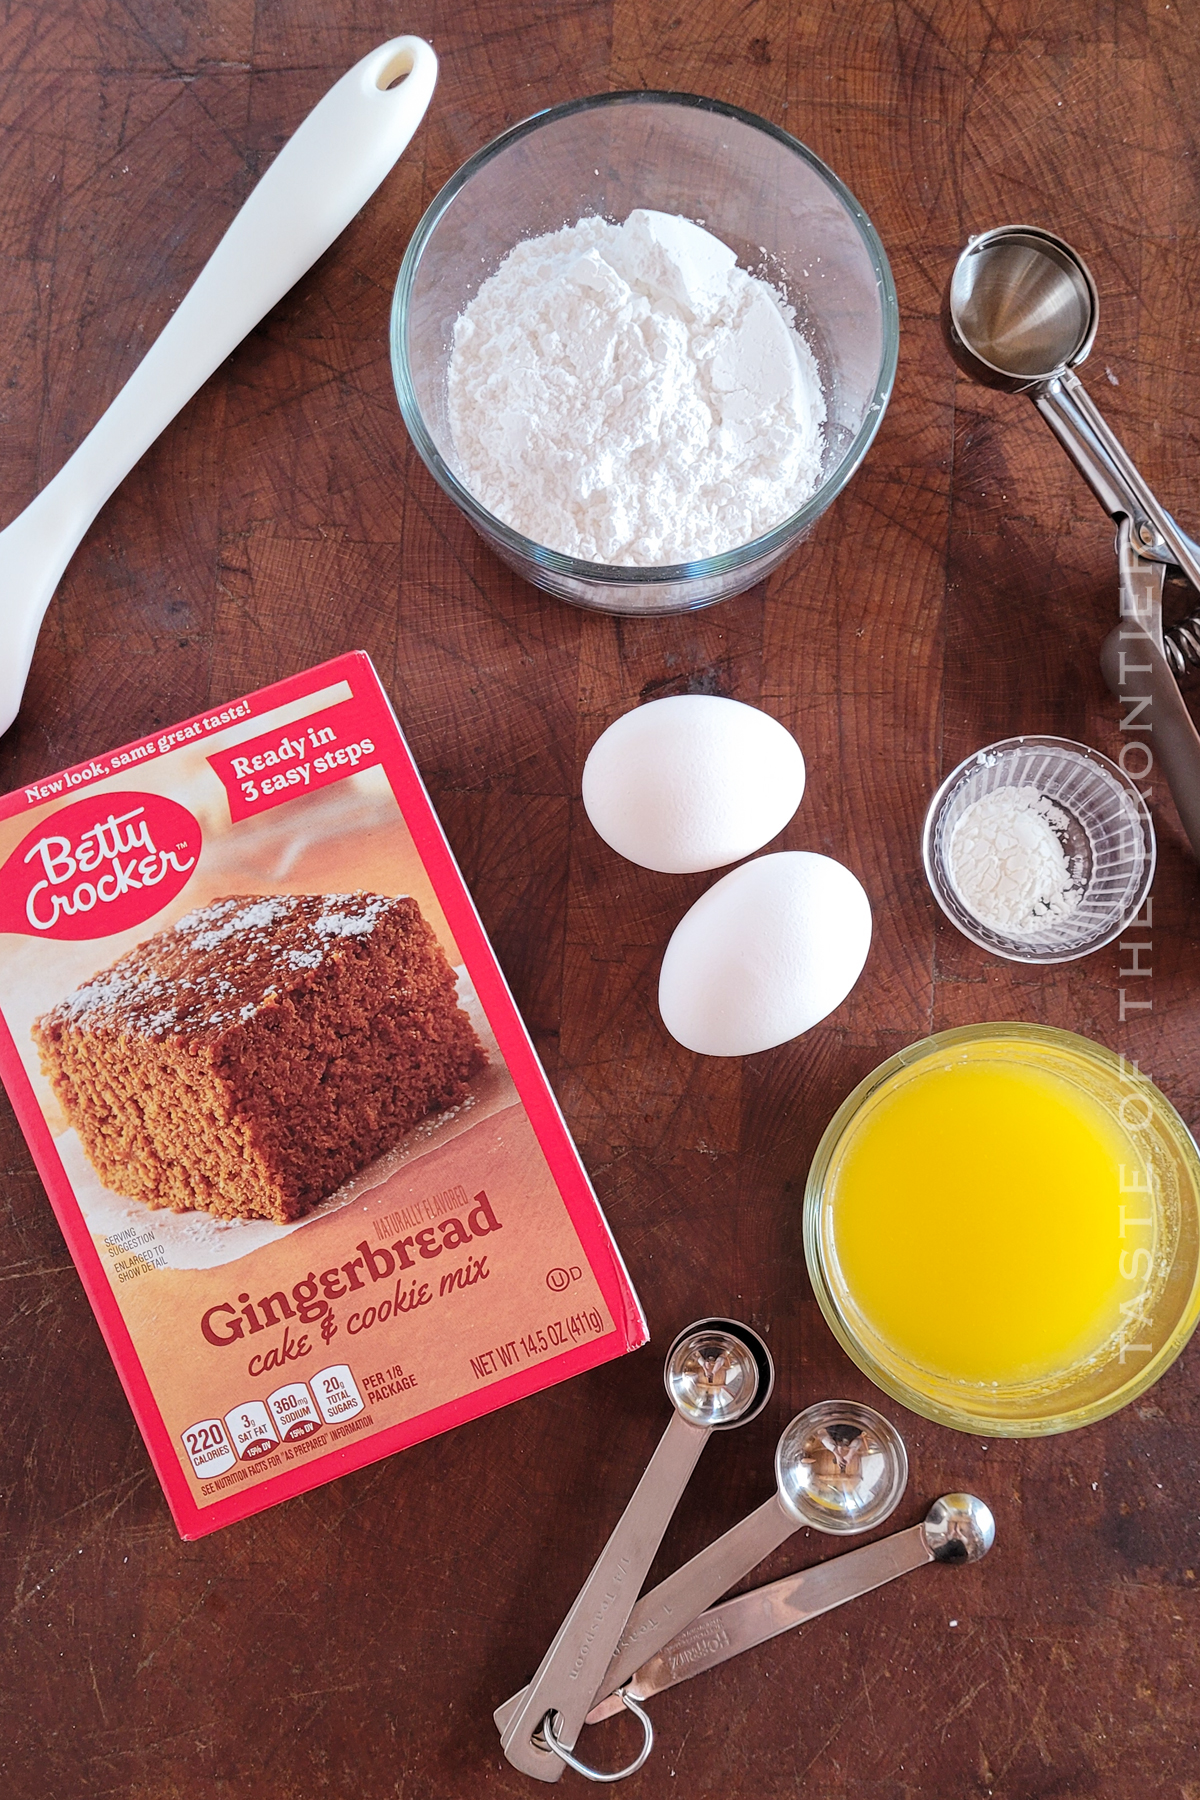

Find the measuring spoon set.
xmin=496 ymin=1319 xmax=995 ymax=1784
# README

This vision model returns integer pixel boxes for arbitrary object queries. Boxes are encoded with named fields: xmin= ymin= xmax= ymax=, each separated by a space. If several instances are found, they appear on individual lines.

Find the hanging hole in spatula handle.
xmin=373 ymin=39 xmax=428 ymax=90
xmin=541 ymin=1693 xmax=655 ymax=1784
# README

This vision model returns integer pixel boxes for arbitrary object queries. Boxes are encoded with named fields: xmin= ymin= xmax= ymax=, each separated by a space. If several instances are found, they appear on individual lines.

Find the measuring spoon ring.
xmin=496 ymin=1317 xmax=773 ymax=1783
xmin=590 ymin=1399 xmax=907 ymax=1711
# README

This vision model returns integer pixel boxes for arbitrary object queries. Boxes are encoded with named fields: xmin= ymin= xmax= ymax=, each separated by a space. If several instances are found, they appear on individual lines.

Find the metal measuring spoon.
xmin=585 ymin=1399 xmax=908 ymax=1715
xmin=944 ymin=224 xmax=1200 ymax=860
xmin=497 ymin=1317 xmax=773 ymax=1784
xmin=585 ymin=1493 xmax=995 ymax=1725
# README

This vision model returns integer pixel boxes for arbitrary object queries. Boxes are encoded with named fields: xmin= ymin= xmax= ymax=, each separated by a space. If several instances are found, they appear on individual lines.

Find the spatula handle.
xmin=0 ymin=37 xmax=435 ymax=741
xmin=23 ymin=36 xmax=437 ymax=546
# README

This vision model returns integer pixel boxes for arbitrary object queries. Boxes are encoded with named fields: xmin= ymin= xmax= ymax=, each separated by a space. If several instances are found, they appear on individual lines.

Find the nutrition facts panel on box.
xmin=181 ymin=1365 xmax=365 ymax=1478
xmin=309 ymin=1365 xmax=363 ymax=1425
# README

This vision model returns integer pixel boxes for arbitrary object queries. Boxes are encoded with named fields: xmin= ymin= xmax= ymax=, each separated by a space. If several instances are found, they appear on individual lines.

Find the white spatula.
xmin=0 ymin=34 xmax=437 ymax=737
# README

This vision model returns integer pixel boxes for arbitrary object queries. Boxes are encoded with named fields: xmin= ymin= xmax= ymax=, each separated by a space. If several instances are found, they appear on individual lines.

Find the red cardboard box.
xmin=0 ymin=653 xmax=646 ymax=1537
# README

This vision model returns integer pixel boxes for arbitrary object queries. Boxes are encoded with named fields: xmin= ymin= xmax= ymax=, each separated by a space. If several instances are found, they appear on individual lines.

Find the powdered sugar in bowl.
xmin=390 ymin=92 xmax=898 ymax=615
xmin=922 ymin=736 xmax=1155 ymax=964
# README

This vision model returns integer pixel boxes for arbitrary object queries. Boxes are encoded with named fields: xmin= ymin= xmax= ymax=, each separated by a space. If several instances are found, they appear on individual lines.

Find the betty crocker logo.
xmin=0 ymin=792 xmax=201 ymax=940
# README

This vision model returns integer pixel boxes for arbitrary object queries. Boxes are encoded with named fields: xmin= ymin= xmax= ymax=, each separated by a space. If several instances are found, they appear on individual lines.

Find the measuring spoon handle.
xmin=589 ymin=1522 xmax=932 ymax=1719
xmin=595 ymin=1493 xmax=793 ymax=1703
xmin=498 ymin=1409 xmax=709 ymax=1782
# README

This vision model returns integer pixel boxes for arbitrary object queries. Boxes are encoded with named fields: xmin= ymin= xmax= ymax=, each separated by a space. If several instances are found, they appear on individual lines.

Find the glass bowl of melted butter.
xmin=390 ymin=90 xmax=898 ymax=614
xmin=804 ymin=1023 xmax=1200 ymax=1436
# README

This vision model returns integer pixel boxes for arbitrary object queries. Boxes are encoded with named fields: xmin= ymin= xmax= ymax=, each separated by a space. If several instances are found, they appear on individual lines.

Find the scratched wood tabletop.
xmin=2 ymin=2 xmax=1199 ymax=1795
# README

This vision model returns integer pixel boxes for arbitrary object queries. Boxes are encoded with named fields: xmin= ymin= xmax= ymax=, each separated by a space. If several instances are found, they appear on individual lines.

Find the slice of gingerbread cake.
xmin=32 ymin=892 xmax=486 ymax=1224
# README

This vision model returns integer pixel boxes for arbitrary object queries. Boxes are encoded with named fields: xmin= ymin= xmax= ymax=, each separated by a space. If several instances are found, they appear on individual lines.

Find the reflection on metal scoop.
xmin=584 ymin=1400 xmax=907 ymax=1717
xmin=944 ymin=224 xmax=1200 ymax=861
xmin=496 ymin=1318 xmax=772 ymax=1785
xmin=586 ymin=1493 xmax=995 ymax=1727
xmin=946 ymin=227 xmax=1097 ymax=388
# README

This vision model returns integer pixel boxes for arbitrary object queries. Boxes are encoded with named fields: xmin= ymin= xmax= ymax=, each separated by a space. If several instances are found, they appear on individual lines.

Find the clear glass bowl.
xmin=804 ymin=1024 xmax=1200 ymax=1437
xmin=922 ymin=736 xmax=1155 ymax=963
xmin=390 ymin=92 xmax=898 ymax=615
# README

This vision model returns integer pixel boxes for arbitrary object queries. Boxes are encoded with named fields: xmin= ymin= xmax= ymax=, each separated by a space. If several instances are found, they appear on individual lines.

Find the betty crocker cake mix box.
xmin=0 ymin=652 xmax=646 ymax=1537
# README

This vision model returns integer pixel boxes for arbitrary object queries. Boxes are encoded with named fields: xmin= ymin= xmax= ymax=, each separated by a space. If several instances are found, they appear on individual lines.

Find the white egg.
xmin=658 ymin=851 xmax=872 ymax=1056
xmin=581 ymin=694 xmax=805 ymax=874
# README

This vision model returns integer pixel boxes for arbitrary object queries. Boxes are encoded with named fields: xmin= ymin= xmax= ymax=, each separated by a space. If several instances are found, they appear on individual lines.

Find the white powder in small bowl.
xmin=946 ymin=785 xmax=1082 ymax=935
xmin=446 ymin=209 xmax=826 ymax=566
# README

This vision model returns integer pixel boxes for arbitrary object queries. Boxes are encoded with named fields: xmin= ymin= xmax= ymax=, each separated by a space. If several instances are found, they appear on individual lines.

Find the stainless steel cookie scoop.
xmin=0 ymin=35 xmax=437 ymax=739
xmin=944 ymin=225 xmax=1200 ymax=861
xmin=585 ymin=1493 xmax=995 ymax=1728
xmin=496 ymin=1318 xmax=773 ymax=1785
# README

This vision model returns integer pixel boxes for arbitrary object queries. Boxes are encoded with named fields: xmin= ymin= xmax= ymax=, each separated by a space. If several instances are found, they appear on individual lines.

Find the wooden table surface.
xmin=2 ymin=3 xmax=1199 ymax=1795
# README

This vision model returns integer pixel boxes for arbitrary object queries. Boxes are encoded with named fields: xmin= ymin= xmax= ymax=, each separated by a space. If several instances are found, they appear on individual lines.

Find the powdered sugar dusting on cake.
xmin=57 ymin=966 xmax=140 ymax=1020
xmin=178 ymin=896 xmax=289 ymax=953
xmin=40 ymin=893 xmax=420 ymax=1035
xmin=314 ymin=896 xmax=391 ymax=938
xmin=285 ymin=949 xmax=323 ymax=970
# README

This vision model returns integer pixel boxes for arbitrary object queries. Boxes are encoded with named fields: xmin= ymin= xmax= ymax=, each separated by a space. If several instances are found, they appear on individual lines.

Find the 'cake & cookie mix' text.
xmin=0 ymin=652 xmax=646 ymax=1537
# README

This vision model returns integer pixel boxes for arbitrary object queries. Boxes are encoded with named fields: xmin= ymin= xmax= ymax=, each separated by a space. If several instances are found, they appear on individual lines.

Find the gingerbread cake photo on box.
xmin=33 ymin=891 xmax=486 ymax=1225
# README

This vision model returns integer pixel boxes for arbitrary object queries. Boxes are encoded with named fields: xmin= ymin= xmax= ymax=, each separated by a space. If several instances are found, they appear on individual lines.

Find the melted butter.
xmin=829 ymin=1057 xmax=1146 ymax=1387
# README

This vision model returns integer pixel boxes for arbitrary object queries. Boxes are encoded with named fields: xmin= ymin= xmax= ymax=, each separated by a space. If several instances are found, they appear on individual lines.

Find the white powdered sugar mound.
xmin=446 ymin=209 xmax=826 ymax=566
xmin=947 ymin=786 xmax=1082 ymax=934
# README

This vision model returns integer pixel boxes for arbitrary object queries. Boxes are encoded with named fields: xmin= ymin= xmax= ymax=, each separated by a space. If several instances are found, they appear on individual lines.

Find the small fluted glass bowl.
xmin=804 ymin=1024 xmax=1200 ymax=1437
xmin=390 ymin=91 xmax=898 ymax=615
xmin=922 ymin=736 xmax=1155 ymax=964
